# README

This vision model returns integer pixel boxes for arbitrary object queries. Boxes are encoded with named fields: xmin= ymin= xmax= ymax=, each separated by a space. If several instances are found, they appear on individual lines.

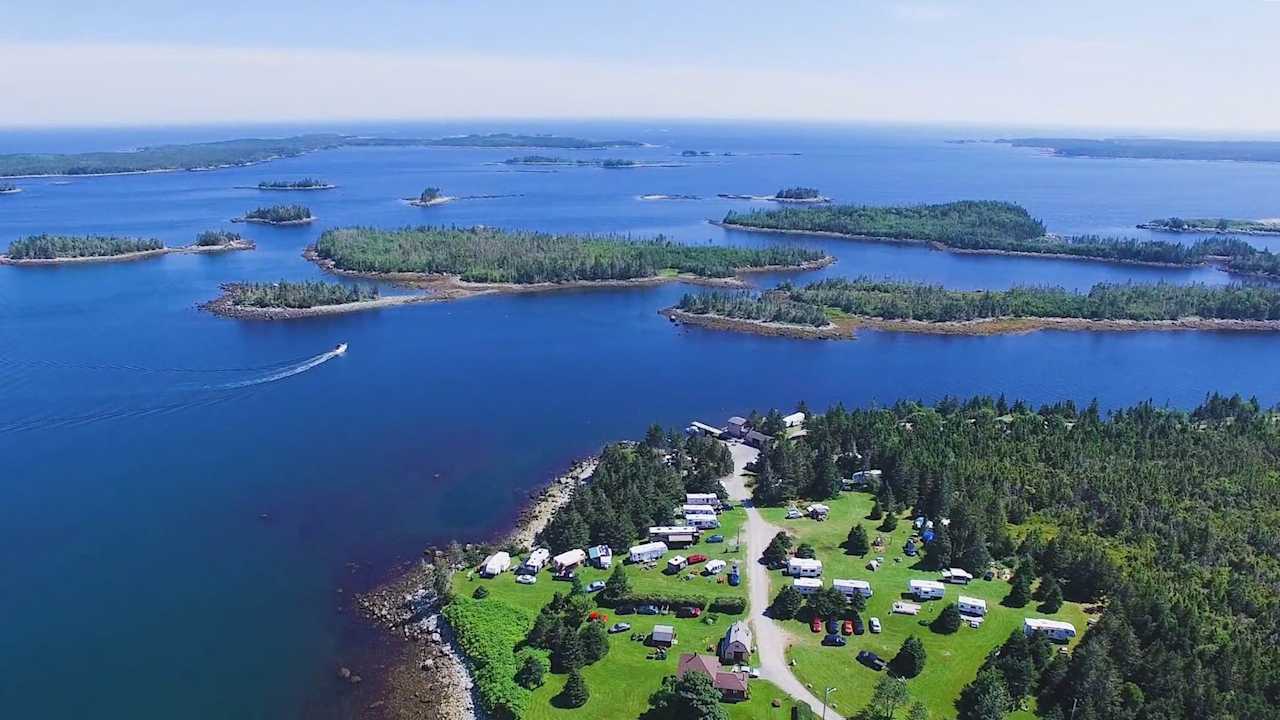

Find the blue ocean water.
xmin=2 ymin=120 xmax=1280 ymax=718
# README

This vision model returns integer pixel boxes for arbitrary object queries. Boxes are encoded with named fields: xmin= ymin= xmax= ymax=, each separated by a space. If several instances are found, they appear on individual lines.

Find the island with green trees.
xmin=1138 ymin=216 xmax=1280 ymax=235
xmin=235 ymin=204 xmax=313 ymax=225
xmin=203 ymin=279 xmax=430 ymax=320
xmin=2 ymin=231 xmax=253 ymax=265
xmin=309 ymin=225 xmax=831 ymax=294
xmin=0 ymin=133 xmax=644 ymax=178
xmin=501 ymin=156 xmax=678 ymax=169
xmin=996 ymin=136 xmax=1280 ymax=163
xmin=405 ymin=187 xmax=453 ymax=207
xmin=0 ymin=182 xmax=20 ymax=194
xmin=773 ymin=186 xmax=829 ymax=203
xmin=356 ymin=392 xmax=1279 ymax=720
xmin=666 ymin=278 xmax=1280 ymax=337
xmin=255 ymin=178 xmax=335 ymax=191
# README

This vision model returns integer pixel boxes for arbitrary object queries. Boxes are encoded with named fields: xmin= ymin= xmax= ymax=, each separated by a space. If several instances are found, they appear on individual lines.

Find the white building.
xmin=958 ymin=595 xmax=988 ymax=616
xmin=909 ymin=579 xmax=947 ymax=600
xmin=521 ymin=548 xmax=550 ymax=574
xmin=787 ymin=558 xmax=823 ymax=578
xmin=687 ymin=421 xmax=724 ymax=438
xmin=782 ymin=412 xmax=806 ymax=428
xmin=1024 ymin=618 xmax=1077 ymax=642
xmin=686 ymin=513 xmax=720 ymax=530
xmin=480 ymin=551 xmax=511 ymax=578
xmin=681 ymin=504 xmax=718 ymax=517
xmin=942 ymin=568 xmax=974 ymax=584
xmin=686 ymin=493 xmax=720 ymax=508
xmin=667 ymin=555 xmax=688 ymax=572
xmin=832 ymin=579 xmax=873 ymax=599
xmin=588 ymin=544 xmax=613 ymax=569
xmin=552 ymin=548 xmax=587 ymax=572
xmin=792 ymin=577 xmax=823 ymax=595
xmin=628 ymin=541 xmax=668 ymax=564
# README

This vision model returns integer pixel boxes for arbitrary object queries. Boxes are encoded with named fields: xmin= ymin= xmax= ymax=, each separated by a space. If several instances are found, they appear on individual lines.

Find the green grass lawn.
xmin=454 ymin=506 xmax=775 ymax=719
xmin=760 ymin=492 xmax=1087 ymax=719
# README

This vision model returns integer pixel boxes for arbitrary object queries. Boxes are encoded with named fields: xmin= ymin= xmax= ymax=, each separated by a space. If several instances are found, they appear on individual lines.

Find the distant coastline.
xmin=0 ymin=239 xmax=253 ymax=266
xmin=232 ymin=216 xmax=314 ymax=226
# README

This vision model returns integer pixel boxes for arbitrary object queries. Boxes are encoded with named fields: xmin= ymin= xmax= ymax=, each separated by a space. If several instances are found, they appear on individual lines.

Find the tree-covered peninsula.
xmin=222 ymin=280 xmax=379 ymax=309
xmin=239 ymin=204 xmax=313 ymax=224
xmin=4 ymin=234 xmax=164 ymax=260
xmin=1140 ymin=216 xmax=1280 ymax=235
xmin=312 ymin=226 xmax=830 ymax=284
xmin=257 ymin=178 xmax=333 ymax=190
xmin=998 ymin=136 xmax=1280 ymax=162
xmin=0 ymin=133 xmax=643 ymax=177
xmin=671 ymin=277 xmax=1280 ymax=335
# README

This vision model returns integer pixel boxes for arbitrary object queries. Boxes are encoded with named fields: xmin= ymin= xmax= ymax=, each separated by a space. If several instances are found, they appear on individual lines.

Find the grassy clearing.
xmin=454 ymin=507 xmax=795 ymax=719
xmin=759 ymin=492 xmax=1086 ymax=719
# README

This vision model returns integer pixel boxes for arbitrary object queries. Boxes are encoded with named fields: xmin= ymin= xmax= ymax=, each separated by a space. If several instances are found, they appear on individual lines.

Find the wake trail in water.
xmin=209 ymin=348 xmax=342 ymax=390
xmin=0 ymin=352 xmax=317 ymax=375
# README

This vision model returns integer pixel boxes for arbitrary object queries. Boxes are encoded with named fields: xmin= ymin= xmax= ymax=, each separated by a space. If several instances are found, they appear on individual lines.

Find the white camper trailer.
xmin=958 ymin=595 xmax=988 ymax=616
xmin=628 ymin=541 xmax=668 ymax=564
xmin=480 ymin=551 xmax=511 ymax=578
xmin=908 ymin=579 xmax=947 ymax=600
xmin=521 ymin=548 xmax=550 ymax=574
xmin=1024 ymin=618 xmax=1077 ymax=642
xmin=792 ymin=577 xmax=823 ymax=595
xmin=787 ymin=558 xmax=823 ymax=578
xmin=832 ymin=579 xmax=873 ymax=599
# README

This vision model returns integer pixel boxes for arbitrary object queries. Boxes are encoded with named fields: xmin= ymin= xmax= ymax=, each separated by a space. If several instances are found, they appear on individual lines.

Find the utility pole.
xmin=822 ymin=686 xmax=837 ymax=720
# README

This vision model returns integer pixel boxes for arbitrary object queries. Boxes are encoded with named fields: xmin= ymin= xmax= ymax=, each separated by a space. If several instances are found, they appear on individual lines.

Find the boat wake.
xmin=210 ymin=347 xmax=344 ymax=390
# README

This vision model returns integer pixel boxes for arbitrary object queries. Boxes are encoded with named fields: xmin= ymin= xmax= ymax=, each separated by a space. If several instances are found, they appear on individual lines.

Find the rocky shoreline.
xmin=201 ymin=284 xmax=433 ymax=320
xmin=0 ymin=239 xmax=254 ymax=266
xmin=353 ymin=455 xmax=597 ymax=720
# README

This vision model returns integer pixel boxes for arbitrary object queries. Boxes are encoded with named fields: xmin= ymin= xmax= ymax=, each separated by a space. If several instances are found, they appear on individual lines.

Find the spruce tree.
xmin=880 ymin=511 xmax=899 ymax=532
xmin=601 ymin=561 xmax=630 ymax=603
xmin=926 ymin=522 xmax=952 ymax=570
xmin=932 ymin=603 xmax=962 ymax=634
xmin=515 ymin=653 xmax=546 ymax=689
xmin=560 ymin=668 xmax=590 ymax=708
xmin=1039 ymin=576 xmax=1064 ymax=614
xmin=846 ymin=523 xmax=870 ymax=556
xmin=869 ymin=500 xmax=884 ymax=521
xmin=956 ymin=666 xmax=1011 ymax=720
xmin=890 ymin=635 xmax=927 ymax=678
xmin=770 ymin=585 xmax=804 ymax=620
xmin=761 ymin=531 xmax=792 ymax=568
xmin=579 ymin=621 xmax=610 ymax=664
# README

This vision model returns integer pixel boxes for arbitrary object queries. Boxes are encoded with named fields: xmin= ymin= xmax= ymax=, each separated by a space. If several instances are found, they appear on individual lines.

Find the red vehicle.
xmin=687 ymin=554 xmax=708 ymax=564
xmin=811 ymin=616 xmax=824 ymax=633
xmin=677 ymin=606 xmax=702 ymax=618
xmin=842 ymin=619 xmax=854 ymax=636
xmin=588 ymin=611 xmax=609 ymax=623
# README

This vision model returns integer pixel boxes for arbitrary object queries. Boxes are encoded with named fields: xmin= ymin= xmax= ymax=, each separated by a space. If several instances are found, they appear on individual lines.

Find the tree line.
xmin=313 ymin=225 xmax=827 ymax=283
xmin=244 ymin=204 xmax=312 ymax=222
xmin=6 ymin=234 xmax=164 ymax=259
xmin=745 ymin=394 xmax=1280 ymax=719
xmin=224 ymin=280 xmax=378 ymax=309
xmin=257 ymin=178 xmax=329 ymax=189
xmin=194 ymin=230 xmax=242 ymax=247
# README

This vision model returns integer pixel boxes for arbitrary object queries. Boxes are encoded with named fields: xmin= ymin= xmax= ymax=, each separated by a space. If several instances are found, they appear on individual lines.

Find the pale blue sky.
xmin=2 ymin=1 xmax=1278 ymax=131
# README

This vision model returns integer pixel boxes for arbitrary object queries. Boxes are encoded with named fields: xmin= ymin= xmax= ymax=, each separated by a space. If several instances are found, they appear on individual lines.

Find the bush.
xmin=473 ymin=586 xmax=489 ymax=599
xmin=932 ymin=603 xmax=962 ymax=634
xmin=607 ymin=592 xmax=709 ymax=610
xmin=514 ymin=652 xmax=546 ymax=689
xmin=709 ymin=596 xmax=746 ymax=614
xmin=442 ymin=597 xmax=535 ymax=719
xmin=560 ymin=669 xmax=589 ymax=708
xmin=794 ymin=543 xmax=817 ymax=559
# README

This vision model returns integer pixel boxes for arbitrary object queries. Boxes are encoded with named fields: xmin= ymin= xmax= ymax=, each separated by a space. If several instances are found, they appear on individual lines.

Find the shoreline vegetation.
xmin=667 ymin=278 xmax=1280 ymax=338
xmin=994 ymin=136 xmax=1280 ymax=163
xmin=0 ymin=133 xmax=644 ymax=178
xmin=718 ymin=200 xmax=1280 ymax=279
xmin=202 ymin=280 xmax=430 ymax=320
xmin=309 ymin=225 xmax=832 ymax=288
xmin=1 ymin=232 xmax=253 ymax=265
xmin=1139 ymin=216 xmax=1280 ymax=235
xmin=501 ymin=156 xmax=681 ymax=169
xmin=234 ymin=204 xmax=313 ymax=225
xmin=716 ymin=186 xmax=831 ymax=204
xmin=253 ymin=178 xmax=335 ymax=191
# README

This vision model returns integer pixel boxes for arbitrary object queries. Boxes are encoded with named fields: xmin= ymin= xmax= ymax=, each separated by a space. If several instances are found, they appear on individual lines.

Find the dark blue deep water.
xmin=3 ymin=121 xmax=1280 ymax=719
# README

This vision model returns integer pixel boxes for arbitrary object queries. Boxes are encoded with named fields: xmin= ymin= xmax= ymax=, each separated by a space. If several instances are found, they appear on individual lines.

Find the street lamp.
xmin=822 ymin=686 xmax=838 ymax=720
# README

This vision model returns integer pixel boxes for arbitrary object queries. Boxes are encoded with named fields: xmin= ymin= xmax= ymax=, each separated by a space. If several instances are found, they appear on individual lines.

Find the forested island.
xmin=203 ymin=280 xmax=425 ymax=319
xmin=0 ymin=133 xmax=643 ymax=177
xmin=2 ymin=231 xmax=252 ymax=265
xmin=256 ymin=178 xmax=334 ymax=191
xmin=406 ymin=187 xmax=452 ymax=207
xmin=996 ymin=137 xmax=1280 ymax=163
xmin=773 ymin=187 xmax=828 ymax=202
xmin=1139 ymin=216 xmax=1280 ymax=235
xmin=502 ymin=156 xmax=672 ymax=169
xmin=668 ymin=278 xmax=1280 ymax=336
xmin=0 ymin=182 xmax=20 ymax=194
xmin=310 ymin=225 xmax=831 ymax=288
xmin=236 ymin=204 xmax=313 ymax=225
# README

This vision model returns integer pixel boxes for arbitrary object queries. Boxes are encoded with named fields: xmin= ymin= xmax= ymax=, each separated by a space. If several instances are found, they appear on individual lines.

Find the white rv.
xmin=792 ymin=577 xmax=823 ymax=595
xmin=628 ymin=541 xmax=668 ymax=564
xmin=908 ymin=579 xmax=946 ymax=600
xmin=521 ymin=548 xmax=550 ymax=574
xmin=680 ymin=504 xmax=718 ymax=517
xmin=685 ymin=493 xmax=720 ymax=508
xmin=1024 ymin=618 xmax=1077 ymax=642
xmin=832 ymin=578 xmax=873 ymax=599
xmin=958 ymin=595 xmax=988 ymax=616
xmin=942 ymin=568 xmax=974 ymax=584
xmin=480 ymin=551 xmax=511 ymax=578
xmin=787 ymin=558 xmax=823 ymax=578
xmin=685 ymin=513 xmax=720 ymax=530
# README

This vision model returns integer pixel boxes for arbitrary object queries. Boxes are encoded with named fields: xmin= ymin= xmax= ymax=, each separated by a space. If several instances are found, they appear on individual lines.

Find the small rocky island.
xmin=717 ymin=187 xmax=831 ymax=203
xmin=1138 ymin=216 xmax=1280 ymax=235
xmin=0 ymin=182 xmax=21 ymax=195
xmin=256 ymin=178 xmax=335 ymax=191
xmin=406 ymin=187 xmax=453 ymax=207
xmin=203 ymin=280 xmax=429 ymax=319
xmin=234 ymin=204 xmax=314 ymax=225
xmin=1 ymin=231 xmax=253 ymax=265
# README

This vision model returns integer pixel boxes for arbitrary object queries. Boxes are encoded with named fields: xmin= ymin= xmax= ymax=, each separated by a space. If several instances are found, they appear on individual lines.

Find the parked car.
xmin=841 ymin=619 xmax=854 ymax=635
xmin=707 ymin=534 xmax=725 ymax=543
xmin=609 ymin=622 xmax=631 ymax=633
xmin=515 ymin=574 xmax=537 ymax=585
xmin=825 ymin=618 xmax=839 ymax=635
xmin=554 ymin=569 xmax=576 ymax=581
xmin=677 ymin=606 xmax=703 ymax=618
xmin=810 ymin=616 xmax=824 ymax=633
xmin=822 ymin=633 xmax=847 ymax=647
xmin=586 ymin=580 xmax=606 ymax=592
xmin=616 ymin=605 xmax=636 ymax=615
xmin=786 ymin=507 xmax=803 ymax=519
xmin=733 ymin=665 xmax=762 ymax=678
xmin=687 ymin=554 xmax=708 ymax=564
xmin=851 ymin=613 xmax=865 ymax=635
xmin=857 ymin=650 xmax=886 ymax=671
xmin=728 ymin=572 xmax=741 ymax=587
xmin=869 ymin=617 xmax=882 ymax=633
xmin=636 ymin=605 xmax=660 ymax=615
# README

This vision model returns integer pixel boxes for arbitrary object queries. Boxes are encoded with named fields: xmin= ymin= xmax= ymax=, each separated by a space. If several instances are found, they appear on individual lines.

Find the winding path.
xmin=721 ymin=442 xmax=844 ymax=720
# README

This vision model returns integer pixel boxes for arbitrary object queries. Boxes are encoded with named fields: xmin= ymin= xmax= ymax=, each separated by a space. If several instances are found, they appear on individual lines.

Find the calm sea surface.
xmin=3 ymin=121 xmax=1280 ymax=718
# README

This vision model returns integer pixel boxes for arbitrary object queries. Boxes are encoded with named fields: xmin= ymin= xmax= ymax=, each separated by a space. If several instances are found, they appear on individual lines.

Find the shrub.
xmin=442 ymin=597 xmax=535 ymax=719
xmin=560 ymin=669 xmax=589 ymax=708
xmin=473 ymin=585 xmax=489 ymax=599
xmin=932 ymin=603 xmax=962 ymax=634
xmin=709 ymin=596 xmax=746 ymax=614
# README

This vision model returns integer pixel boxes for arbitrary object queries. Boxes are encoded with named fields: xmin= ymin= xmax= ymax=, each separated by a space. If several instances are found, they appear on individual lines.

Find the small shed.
xmin=720 ymin=621 xmax=753 ymax=663
xmin=704 ymin=559 xmax=727 ymax=574
xmin=650 ymin=624 xmax=677 ymax=647
xmin=588 ymin=545 xmax=613 ymax=569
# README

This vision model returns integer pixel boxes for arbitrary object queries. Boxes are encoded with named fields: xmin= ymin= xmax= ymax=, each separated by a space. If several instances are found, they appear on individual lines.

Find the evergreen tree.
xmin=515 ymin=653 xmax=547 ymax=689
xmin=810 ymin=450 xmax=841 ymax=500
xmin=570 ymin=573 xmax=585 ymax=596
xmin=925 ymin=522 xmax=952 ymax=570
xmin=430 ymin=557 xmax=453 ymax=606
xmin=956 ymin=666 xmax=1011 ymax=720
xmin=880 ymin=511 xmax=899 ymax=532
xmin=761 ymin=531 xmax=793 ymax=568
xmin=552 ymin=627 xmax=583 ymax=672
xmin=846 ymin=523 xmax=870 ymax=556
xmin=795 ymin=542 xmax=817 ymax=559
xmin=807 ymin=586 xmax=848 ymax=619
xmin=869 ymin=500 xmax=884 ymax=521
xmin=1005 ymin=560 xmax=1032 ymax=607
xmin=646 ymin=670 xmax=728 ymax=720
xmin=770 ymin=585 xmax=804 ymax=620
xmin=890 ymin=635 xmax=927 ymax=678
xmin=600 ymin=561 xmax=631 ymax=603
xmin=907 ymin=701 xmax=930 ymax=720
xmin=559 ymin=668 xmax=589 ymax=708
xmin=989 ymin=630 xmax=1037 ymax=707
xmin=932 ymin=603 xmax=962 ymax=634
xmin=1038 ymin=575 xmax=1064 ymax=614
xmin=865 ymin=675 xmax=910 ymax=720
xmin=579 ymin=621 xmax=610 ymax=664
xmin=644 ymin=423 xmax=666 ymax=449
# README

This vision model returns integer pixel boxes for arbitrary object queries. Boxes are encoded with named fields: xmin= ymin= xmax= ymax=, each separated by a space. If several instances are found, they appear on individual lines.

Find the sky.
xmin=2 ymin=1 xmax=1279 ymax=133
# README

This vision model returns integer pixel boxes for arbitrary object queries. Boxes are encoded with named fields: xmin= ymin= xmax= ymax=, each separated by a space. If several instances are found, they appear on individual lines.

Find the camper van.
xmin=1024 ymin=618 xmax=1077 ymax=642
